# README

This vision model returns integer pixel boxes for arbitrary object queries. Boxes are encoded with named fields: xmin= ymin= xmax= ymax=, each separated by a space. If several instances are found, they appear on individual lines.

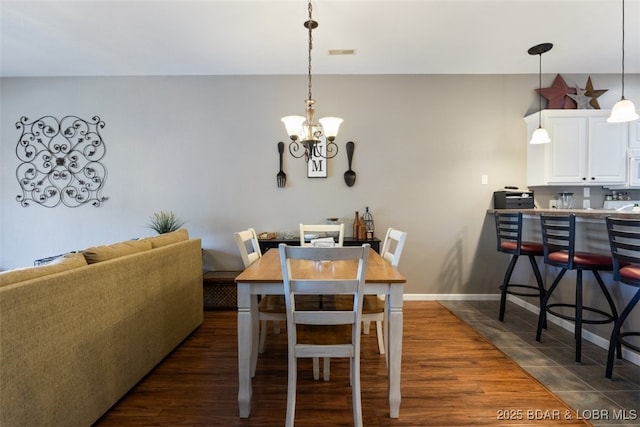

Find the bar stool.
xmin=605 ymin=217 xmax=640 ymax=379
xmin=537 ymin=214 xmax=620 ymax=363
xmin=494 ymin=212 xmax=546 ymax=322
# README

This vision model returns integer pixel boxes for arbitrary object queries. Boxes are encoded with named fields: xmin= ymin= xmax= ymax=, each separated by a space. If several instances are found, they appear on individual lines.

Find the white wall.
xmin=1 ymin=73 xmax=638 ymax=298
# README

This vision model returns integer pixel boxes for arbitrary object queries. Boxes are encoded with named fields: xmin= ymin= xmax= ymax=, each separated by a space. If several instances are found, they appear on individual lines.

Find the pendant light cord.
xmin=538 ymin=53 xmax=542 ymax=126
xmin=620 ymin=0 xmax=626 ymax=98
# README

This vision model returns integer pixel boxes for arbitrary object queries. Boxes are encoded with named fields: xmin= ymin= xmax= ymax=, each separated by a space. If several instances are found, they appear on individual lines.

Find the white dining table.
xmin=235 ymin=246 xmax=407 ymax=419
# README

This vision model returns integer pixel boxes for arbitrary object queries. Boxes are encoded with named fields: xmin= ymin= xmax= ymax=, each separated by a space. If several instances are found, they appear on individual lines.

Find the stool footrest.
xmin=618 ymin=332 xmax=640 ymax=353
xmin=500 ymin=283 xmax=543 ymax=298
xmin=546 ymin=303 xmax=616 ymax=325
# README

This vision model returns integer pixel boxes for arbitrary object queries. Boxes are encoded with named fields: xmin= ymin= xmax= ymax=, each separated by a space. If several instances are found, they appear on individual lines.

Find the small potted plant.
xmin=147 ymin=211 xmax=185 ymax=234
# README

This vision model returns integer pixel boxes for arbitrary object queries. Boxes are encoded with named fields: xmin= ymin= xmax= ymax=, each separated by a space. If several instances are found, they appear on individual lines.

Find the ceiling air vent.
xmin=328 ymin=49 xmax=355 ymax=55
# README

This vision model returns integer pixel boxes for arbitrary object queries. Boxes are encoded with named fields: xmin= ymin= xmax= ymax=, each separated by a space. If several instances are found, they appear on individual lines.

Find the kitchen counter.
xmin=487 ymin=208 xmax=640 ymax=220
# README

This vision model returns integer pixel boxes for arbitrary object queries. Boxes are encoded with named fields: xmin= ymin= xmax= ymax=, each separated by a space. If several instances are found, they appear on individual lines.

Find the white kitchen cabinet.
xmin=526 ymin=110 xmax=628 ymax=186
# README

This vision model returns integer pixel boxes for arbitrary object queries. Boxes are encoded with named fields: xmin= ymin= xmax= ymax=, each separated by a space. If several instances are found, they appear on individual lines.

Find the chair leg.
xmin=575 ymin=270 xmax=583 ymax=363
xmin=323 ymin=358 xmax=330 ymax=381
xmin=375 ymin=320 xmax=385 ymax=355
xmin=592 ymin=271 xmax=623 ymax=359
xmin=606 ymin=289 xmax=640 ymax=379
xmin=528 ymin=255 xmax=547 ymax=329
xmin=363 ymin=320 xmax=372 ymax=334
xmin=259 ymin=320 xmax=268 ymax=353
xmin=499 ymin=255 xmax=519 ymax=322
xmin=537 ymin=269 xmax=566 ymax=342
xmin=286 ymin=356 xmax=297 ymax=427
xmin=312 ymin=357 xmax=320 ymax=380
xmin=352 ymin=354 xmax=363 ymax=427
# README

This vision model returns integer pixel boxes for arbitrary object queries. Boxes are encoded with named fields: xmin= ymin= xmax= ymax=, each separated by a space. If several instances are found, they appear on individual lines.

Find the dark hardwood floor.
xmin=94 ymin=301 xmax=591 ymax=426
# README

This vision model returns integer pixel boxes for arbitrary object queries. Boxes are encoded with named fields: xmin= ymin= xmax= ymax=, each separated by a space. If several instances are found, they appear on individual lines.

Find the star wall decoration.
xmin=568 ymin=86 xmax=592 ymax=109
xmin=584 ymin=76 xmax=607 ymax=109
xmin=536 ymin=74 xmax=577 ymax=109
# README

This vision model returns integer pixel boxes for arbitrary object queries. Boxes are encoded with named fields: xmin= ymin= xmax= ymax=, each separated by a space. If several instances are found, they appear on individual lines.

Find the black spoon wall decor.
xmin=344 ymin=141 xmax=356 ymax=187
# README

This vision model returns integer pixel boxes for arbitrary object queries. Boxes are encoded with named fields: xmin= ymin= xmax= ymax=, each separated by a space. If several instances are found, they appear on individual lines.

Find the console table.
xmin=258 ymin=237 xmax=381 ymax=253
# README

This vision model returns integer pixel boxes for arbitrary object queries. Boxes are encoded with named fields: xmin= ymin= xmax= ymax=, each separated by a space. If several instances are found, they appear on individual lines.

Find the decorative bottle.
xmin=358 ymin=215 xmax=366 ymax=240
xmin=353 ymin=211 xmax=360 ymax=239
xmin=363 ymin=207 xmax=374 ymax=239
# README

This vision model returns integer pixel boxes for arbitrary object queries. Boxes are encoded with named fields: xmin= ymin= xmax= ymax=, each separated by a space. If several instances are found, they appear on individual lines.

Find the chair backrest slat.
xmin=540 ymin=214 xmax=576 ymax=268
xmin=299 ymin=223 xmax=345 ymax=247
xmin=279 ymin=243 xmax=369 ymax=344
xmin=380 ymin=228 xmax=408 ymax=267
xmin=494 ymin=212 xmax=522 ymax=246
xmin=234 ymin=228 xmax=262 ymax=268
xmin=606 ymin=217 xmax=640 ymax=283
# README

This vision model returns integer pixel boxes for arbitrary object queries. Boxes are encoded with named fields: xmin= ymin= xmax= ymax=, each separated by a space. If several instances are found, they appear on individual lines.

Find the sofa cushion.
xmin=144 ymin=228 xmax=189 ymax=248
xmin=0 ymin=253 xmax=88 ymax=288
xmin=82 ymin=239 xmax=153 ymax=264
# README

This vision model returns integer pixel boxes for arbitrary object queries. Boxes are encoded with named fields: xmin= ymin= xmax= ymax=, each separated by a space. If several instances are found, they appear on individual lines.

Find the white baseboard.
xmin=405 ymin=293 xmax=640 ymax=367
xmin=404 ymin=293 xmax=500 ymax=301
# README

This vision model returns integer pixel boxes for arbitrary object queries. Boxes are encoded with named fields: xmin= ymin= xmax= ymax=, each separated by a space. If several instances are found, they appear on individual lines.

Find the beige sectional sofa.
xmin=0 ymin=229 xmax=203 ymax=426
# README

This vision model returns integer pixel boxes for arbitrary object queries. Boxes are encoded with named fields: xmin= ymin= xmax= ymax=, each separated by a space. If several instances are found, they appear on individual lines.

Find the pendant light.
xmin=528 ymin=43 xmax=553 ymax=144
xmin=281 ymin=0 xmax=341 ymax=162
xmin=608 ymin=0 xmax=639 ymax=123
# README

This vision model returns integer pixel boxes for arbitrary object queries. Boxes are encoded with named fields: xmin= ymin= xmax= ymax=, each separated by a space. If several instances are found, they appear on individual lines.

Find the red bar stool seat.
xmin=537 ymin=214 xmax=620 ymax=364
xmin=494 ymin=212 xmax=546 ymax=322
xmin=605 ymin=217 xmax=640 ymax=379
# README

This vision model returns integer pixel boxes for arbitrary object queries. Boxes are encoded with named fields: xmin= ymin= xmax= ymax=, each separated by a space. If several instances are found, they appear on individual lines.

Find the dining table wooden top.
xmin=235 ymin=246 xmax=407 ymax=284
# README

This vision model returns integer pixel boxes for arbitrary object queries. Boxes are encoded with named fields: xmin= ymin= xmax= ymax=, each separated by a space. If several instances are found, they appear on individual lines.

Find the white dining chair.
xmin=279 ymin=243 xmax=369 ymax=427
xmin=299 ymin=223 xmax=344 ymax=247
xmin=362 ymin=228 xmax=407 ymax=357
xmin=234 ymin=228 xmax=284 ymax=354
xmin=314 ymin=227 xmax=407 ymax=377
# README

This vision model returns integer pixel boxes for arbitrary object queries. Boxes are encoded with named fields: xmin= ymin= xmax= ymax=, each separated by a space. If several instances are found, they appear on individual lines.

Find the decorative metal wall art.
xmin=15 ymin=115 xmax=109 ymax=208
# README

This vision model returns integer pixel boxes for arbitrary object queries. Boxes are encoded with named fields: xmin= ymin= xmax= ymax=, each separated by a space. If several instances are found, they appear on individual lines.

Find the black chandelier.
xmin=281 ymin=0 xmax=342 ymax=163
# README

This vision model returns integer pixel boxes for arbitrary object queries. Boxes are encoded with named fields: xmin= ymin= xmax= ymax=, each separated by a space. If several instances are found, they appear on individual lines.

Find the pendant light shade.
xmin=530 ymin=127 xmax=551 ymax=145
xmin=318 ymin=117 xmax=343 ymax=140
xmin=281 ymin=116 xmax=306 ymax=140
xmin=528 ymin=42 xmax=553 ymax=145
xmin=608 ymin=98 xmax=639 ymax=123
xmin=608 ymin=0 xmax=639 ymax=123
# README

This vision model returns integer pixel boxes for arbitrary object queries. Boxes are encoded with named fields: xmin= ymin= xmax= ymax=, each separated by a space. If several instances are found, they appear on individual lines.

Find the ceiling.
xmin=1 ymin=0 xmax=639 ymax=77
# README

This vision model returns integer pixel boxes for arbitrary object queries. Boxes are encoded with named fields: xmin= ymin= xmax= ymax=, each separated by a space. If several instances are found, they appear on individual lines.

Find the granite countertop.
xmin=487 ymin=208 xmax=640 ymax=219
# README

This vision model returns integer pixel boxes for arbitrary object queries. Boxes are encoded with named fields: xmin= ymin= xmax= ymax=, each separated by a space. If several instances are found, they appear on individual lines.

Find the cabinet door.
xmin=588 ymin=118 xmax=627 ymax=184
xmin=630 ymin=120 xmax=640 ymax=148
xmin=547 ymin=117 xmax=587 ymax=183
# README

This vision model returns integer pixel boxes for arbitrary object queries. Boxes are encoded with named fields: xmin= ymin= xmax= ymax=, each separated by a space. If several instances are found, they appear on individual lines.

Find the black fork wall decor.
xmin=277 ymin=141 xmax=287 ymax=188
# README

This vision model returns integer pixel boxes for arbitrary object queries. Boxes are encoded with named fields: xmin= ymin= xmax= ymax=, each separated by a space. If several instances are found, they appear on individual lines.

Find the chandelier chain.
xmin=307 ymin=1 xmax=313 ymax=102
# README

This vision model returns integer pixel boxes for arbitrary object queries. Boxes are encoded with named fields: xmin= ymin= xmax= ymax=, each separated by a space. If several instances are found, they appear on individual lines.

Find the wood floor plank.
xmin=94 ymin=301 xmax=592 ymax=426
